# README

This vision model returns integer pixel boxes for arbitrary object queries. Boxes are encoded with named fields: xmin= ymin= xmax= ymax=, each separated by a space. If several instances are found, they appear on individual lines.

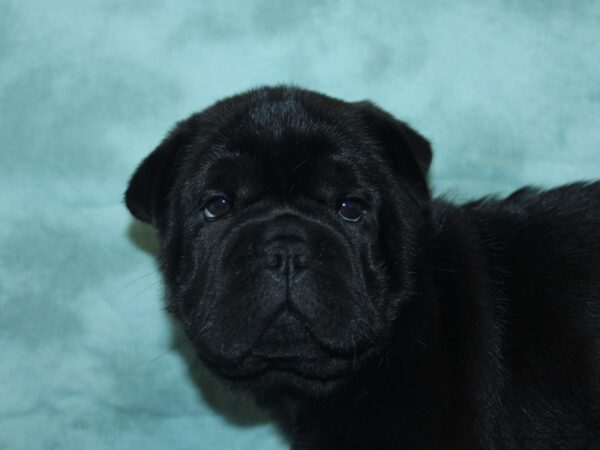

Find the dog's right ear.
xmin=124 ymin=124 xmax=188 ymax=228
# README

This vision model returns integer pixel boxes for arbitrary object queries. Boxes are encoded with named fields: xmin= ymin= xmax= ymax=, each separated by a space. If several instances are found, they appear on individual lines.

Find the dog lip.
xmin=248 ymin=308 xmax=382 ymax=363
xmin=262 ymin=366 xmax=358 ymax=382
xmin=206 ymin=338 xmax=381 ymax=382
xmin=251 ymin=352 xmax=304 ymax=363
xmin=248 ymin=345 xmax=379 ymax=378
xmin=217 ymin=360 xmax=359 ymax=382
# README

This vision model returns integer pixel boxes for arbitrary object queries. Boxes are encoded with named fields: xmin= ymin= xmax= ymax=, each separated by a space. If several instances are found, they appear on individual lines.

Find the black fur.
xmin=125 ymin=86 xmax=600 ymax=449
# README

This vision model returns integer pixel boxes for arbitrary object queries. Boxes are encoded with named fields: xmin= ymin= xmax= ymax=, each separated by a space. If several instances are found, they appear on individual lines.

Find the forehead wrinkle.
xmin=179 ymin=109 xmax=377 ymax=201
xmin=327 ymin=151 xmax=382 ymax=191
xmin=179 ymin=150 xmax=244 ymax=200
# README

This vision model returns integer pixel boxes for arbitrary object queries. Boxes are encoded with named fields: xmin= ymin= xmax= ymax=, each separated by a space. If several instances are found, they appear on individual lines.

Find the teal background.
xmin=1 ymin=1 xmax=599 ymax=449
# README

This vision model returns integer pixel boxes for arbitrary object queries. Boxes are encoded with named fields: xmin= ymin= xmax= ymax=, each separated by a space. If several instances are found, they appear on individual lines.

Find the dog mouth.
xmin=203 ymin=310 xmax=380 ymax=382
xmin=214 ymin=351 xmax=378 ymax=383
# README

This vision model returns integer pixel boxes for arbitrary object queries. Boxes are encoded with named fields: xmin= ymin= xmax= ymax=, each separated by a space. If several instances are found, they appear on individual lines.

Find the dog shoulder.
xmin=458 ymin=181 xmax=600 ymax=249
xmin=457 ymin=182 xmax=600 ymax=436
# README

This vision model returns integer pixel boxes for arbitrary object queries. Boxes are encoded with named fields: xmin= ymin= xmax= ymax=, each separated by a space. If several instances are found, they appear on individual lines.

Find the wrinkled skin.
xmin=126 ymin=87 xmax=429 ymax=394
xmin=126 ymin=86 xmax=600 ymax=449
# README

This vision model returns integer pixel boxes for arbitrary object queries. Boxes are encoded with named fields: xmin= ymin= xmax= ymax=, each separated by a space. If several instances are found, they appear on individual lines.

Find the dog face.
xmin=126 ymin=87 xmax=432 ymax=395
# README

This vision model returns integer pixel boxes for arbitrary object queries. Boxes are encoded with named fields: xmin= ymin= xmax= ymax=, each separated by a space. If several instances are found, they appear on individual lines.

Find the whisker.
xmin=128 ymin=280 xmax=163 ymax=301
xmin=291 ymin=158 xmax=309 ymax=174
xmin=356 ymin=328 xmax=377 ymax=349
xmin=117 ymin=271 xmax=159 ymax=293
xmin=413 ymin=337 xmax=430 ymax=351
xmin=148 ymin=350 xmax=171 ymax=363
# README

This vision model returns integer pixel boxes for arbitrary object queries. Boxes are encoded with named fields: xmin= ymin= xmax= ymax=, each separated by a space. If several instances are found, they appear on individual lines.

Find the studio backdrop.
xmin=1 ymin=1 xmax=599 ymax=449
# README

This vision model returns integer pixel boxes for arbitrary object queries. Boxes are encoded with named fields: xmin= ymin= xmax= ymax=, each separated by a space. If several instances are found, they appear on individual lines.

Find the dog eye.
xmin=203 ymin=196 xmax=231 ymax=220
xmin=338 ymin=199 xmax=364 ymax=222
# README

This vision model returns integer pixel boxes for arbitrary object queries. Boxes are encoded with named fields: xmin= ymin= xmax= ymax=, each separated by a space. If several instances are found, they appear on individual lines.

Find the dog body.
xmin=278 ymin=186 xmax=600 ymax=449
xmin=125 ymin=86 xmax=600 ymax=449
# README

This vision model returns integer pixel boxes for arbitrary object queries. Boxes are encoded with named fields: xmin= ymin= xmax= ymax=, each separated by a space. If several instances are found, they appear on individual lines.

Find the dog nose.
xmin=263 ymin=237 xmax=310 ymax=275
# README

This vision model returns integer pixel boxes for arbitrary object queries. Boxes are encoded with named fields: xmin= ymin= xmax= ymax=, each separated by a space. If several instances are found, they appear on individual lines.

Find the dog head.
xmin=125 ymin=86 xmax=432 ymax=395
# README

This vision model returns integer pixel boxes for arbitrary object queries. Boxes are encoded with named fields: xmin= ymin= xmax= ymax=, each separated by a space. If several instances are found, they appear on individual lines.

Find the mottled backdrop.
xmin=1 ymin=1 xmax=599 ymax=449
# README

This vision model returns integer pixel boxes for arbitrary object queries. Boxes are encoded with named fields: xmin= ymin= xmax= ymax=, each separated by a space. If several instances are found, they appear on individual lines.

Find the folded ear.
xmin=355 ymin=101 xmax=432 ymax=194
xmin=124 ymin=125 xmax=188 ymax=228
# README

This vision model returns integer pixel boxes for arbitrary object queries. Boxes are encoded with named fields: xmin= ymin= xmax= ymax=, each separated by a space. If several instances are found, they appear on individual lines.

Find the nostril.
xmin=265 ymin=252 xmax=283 ymax=268
xmin=293 ymin=253 xmax=309 ymax=268
xmin=262 ymin=238 xmax=311 ymax=273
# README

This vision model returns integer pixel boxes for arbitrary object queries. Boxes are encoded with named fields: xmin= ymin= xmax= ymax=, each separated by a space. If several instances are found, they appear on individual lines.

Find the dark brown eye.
xmin=338 ymin=199 xmax=364 ymax=222
xmin=203 ymin=196 xmax=231 ymax=220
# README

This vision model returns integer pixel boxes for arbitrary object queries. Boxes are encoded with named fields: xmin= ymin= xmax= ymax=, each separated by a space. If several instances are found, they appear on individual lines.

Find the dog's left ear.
xmin=355 ymin=101 xmax=432 ymax=193
xmin=124 ymin=122 xmax=190 ymax=229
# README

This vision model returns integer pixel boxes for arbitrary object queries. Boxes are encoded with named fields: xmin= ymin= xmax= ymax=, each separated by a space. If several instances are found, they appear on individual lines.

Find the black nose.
xmin=263 ymin=237 xmax=310 ymax=276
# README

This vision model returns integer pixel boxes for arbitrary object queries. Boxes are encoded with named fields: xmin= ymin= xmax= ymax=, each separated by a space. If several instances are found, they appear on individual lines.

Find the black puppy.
xmin=125 ymin=86 xmax=600 ymax=449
